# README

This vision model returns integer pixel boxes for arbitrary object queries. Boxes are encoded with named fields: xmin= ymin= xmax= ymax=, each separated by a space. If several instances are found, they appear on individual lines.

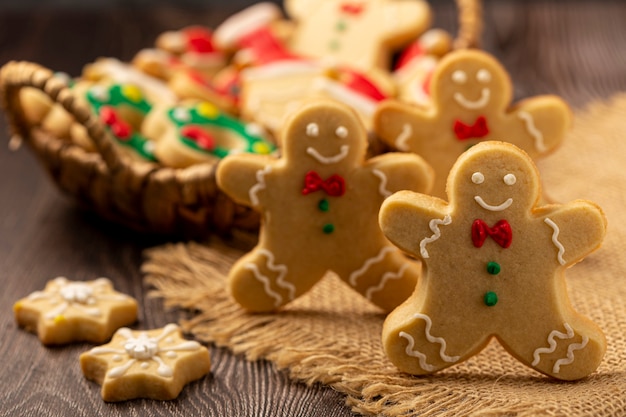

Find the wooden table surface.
xmin=1 ymin=1 xmax=625 ymax=416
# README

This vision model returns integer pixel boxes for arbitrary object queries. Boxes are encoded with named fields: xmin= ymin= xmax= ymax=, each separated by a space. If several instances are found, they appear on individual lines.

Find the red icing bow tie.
xmin=472 ymin=219 xmax=512 ymax=248
xmin=302 ymin=171 xmax=346 ymax=197
xmin=340 ymin=2 xmax=366 ymax=15
xmin=454 ymin=116 xmax=490 ymax=140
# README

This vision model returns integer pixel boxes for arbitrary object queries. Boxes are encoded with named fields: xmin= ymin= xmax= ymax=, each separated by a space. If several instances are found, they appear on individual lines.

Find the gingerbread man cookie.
xmin=375 ymin=49 xmax=572 ymax=197
xmin=379 ymin=141 xmax=607 ymax=380
xmin=80 ymin=324 xmax=211 ymax=401
xmin=14 ymin=277 xmax=138 ymax=345
xmin=285 ymin=0 xmax=431 ymax=71
xmin=217 ymin=99 xmax=434 ymax=312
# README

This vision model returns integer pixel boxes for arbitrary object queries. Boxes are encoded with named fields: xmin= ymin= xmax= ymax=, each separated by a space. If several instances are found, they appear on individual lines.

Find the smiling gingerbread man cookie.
xmin=285 ymin=0 xmax=431 ymax=71
xmin=217 ymin=99 xmax=434 ymax=312
xmin=379 ymin=141 xmax=607 ymax=380
xmin=375 ymin=49 xmax=572 ymax=198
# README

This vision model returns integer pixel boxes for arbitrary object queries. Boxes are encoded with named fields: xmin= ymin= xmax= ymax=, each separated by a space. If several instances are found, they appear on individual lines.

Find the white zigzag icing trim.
xmin=365 ymin=264 xmax=409 ymax=300
xmin=399 ymin=313 xmax=460 ymax=372
xmin=544 ymin=218 xmax=566 ymax=265
xmin=249 ymin=165 xmax=272 ymax=207
xmin=412 ymin=313 xmax=460 ymax=363
xmin=532 ymin=323 xmax=574 ymax=366
xmin=419 ymin=215 xmax=452 ymax=259
xmin=553 ymin=336 xmax=589 ymax=374
xmin=244 ymin=249 xmax=294 ymax=307
xmin=518 ymin=111 xmax=547 ymax=153
xmin=349 ymin=246 xmax=396 ymax=286
xmin=395 ymin=123 xmax=412 ymax=151
xmin=372 ymin=169 xmax=392 ymax=198
xmin=399 ymin=331 xmax=436 ymax=372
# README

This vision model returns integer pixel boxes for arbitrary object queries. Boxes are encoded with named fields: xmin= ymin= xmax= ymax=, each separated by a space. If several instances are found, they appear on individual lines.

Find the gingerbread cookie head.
xmin=448 ymin=141 xmax=539 ymax=214
xmin=379 ymin=141 xmax=606 ymax=380
xmin=431 ymin=49 xmax=512 ymax=113
xmin=281 ymin=98 xmax=368 ymax=171
xmin=375 ymin=49 xmax=572 ymax=198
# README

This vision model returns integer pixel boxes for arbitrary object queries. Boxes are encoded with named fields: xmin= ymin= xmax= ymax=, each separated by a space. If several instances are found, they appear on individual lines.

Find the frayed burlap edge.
xmin=143 ymin=94 xmax=626 ymax=417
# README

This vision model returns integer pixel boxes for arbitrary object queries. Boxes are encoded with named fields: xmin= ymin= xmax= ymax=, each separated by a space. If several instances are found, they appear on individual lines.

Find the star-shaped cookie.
xmin=13 ymin=277 xmax=138 ymax=345
xmin=80 ymin=324 xmax=211 ymax=401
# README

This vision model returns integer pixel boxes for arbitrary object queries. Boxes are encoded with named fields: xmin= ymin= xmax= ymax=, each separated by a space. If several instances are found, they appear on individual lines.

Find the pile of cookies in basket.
xmin=8 ymin=0 xmax=609 ymax=405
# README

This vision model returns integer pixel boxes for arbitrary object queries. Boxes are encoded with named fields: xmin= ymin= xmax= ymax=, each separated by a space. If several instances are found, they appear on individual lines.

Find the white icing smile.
xmin=454 ymin=88 xmax=490 ymax=109
xmin=474 ymin=196 xmax=513 ymax=212
xmin=306 ymin=145 xmax=349 ymax=164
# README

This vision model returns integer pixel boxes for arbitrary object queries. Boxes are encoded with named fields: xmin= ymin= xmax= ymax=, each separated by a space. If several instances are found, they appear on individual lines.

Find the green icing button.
xmin=323 ymin=224 xmax=335 ymax=234
xmin=487 ymin=262 xmax=501 ymax=275
xmin=484 ymin=291 xmax=498 ymax=307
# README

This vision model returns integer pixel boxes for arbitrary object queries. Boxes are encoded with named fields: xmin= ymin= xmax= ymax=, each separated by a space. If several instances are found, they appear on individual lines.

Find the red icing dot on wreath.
xmin=100 ymin=106 xmax=132 ymax=140
xmin=181 ymin=126 xmax=216 ymax=151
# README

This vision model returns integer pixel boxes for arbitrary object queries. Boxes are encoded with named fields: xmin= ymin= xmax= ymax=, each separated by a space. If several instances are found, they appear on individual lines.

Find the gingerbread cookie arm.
xmin=510 ymin=95 xmax=572 ymax=156
xmin=216 ymin=154 xmax=275 ymax=208
xmin=374 ymin=100 xmax=434 ymax=152
xmin=537 ymin=200 xmax=607 ymax=267
xmin=379 ymin=190 xmax=449 ymax=259
xmin=381 ymin=0 xmax=432 ymax=46
xmin=365 ymin=152 xmax=434 ymax=197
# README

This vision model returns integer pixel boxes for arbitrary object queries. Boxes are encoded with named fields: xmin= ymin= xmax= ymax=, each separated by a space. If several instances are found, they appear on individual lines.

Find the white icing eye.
xmin=471 ymin=172 xmax=485 ymax=184
xmin=503 ymin=173 xmax=517 ymax=185
xmin=477 ymin=69 xmax=492 ymax=84
xmin=335 ymin=126 xmax=348 ymax=138
xmin=306 ymin=123 xmax=319 ymax=137
xmin=452 ymin=70 xmax=467 ymax=85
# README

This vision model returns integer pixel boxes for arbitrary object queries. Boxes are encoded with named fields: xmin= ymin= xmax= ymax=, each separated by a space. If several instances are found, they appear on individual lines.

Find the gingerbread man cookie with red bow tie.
xmin=379 ymin=141 xmax=607 ymax=380
xmin=375 ymin=49 xmax=572 ymax=198
xmin=284 ymin=0 xmax=431 ymax=71
xmin=216 ymin=99 xmax=434 ymax=312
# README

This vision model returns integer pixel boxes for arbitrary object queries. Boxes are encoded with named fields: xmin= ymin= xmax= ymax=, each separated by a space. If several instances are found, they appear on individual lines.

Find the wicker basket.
xmin=0 ymin=0 xmax=481 ymax=238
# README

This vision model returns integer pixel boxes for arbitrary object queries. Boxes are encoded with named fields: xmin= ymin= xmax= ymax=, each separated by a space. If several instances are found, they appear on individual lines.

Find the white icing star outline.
xmin=26 ymin=277 xmax=129 ymax=320
xmin=88 ymin=324 xmax=202 ymax=379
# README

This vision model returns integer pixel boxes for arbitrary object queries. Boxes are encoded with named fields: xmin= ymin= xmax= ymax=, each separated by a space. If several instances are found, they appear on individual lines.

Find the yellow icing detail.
xmin=252 ymin=142 xmax=272 ymax=155
xmin=53 ymin=315 xmax=66 ymax=324
xmin=197 ymin=102 xmax=220 ymax=119
xmin=122 ymin=85 xmax=143 ymax=103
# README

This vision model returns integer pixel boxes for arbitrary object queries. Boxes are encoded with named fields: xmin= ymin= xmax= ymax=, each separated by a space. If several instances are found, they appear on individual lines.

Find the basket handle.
xmin=454 ymin=0 xmax=483 ymax=50
xmin=0 ymin=60 xmax=129 ymax=173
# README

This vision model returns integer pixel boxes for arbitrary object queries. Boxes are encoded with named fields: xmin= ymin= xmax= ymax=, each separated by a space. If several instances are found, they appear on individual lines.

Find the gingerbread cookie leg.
xmin=500 ymin=310 xmax=606 ymax=381
xmin=383 ymin=301 xmax=485 ymax=375
xmin=229 ymin=247 xmax=326 ymax=312
xmin=343 ymin=246 xmax=419 ymax=312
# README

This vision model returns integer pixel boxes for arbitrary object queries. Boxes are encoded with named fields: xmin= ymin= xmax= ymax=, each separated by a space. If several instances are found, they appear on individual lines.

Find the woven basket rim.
xmin=0 ymin=0 xmax=482 ymax=235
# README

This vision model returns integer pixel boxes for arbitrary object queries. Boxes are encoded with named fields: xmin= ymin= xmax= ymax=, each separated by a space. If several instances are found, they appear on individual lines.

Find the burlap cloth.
xmin=143 ymin=94 xmax=626 ymax=417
